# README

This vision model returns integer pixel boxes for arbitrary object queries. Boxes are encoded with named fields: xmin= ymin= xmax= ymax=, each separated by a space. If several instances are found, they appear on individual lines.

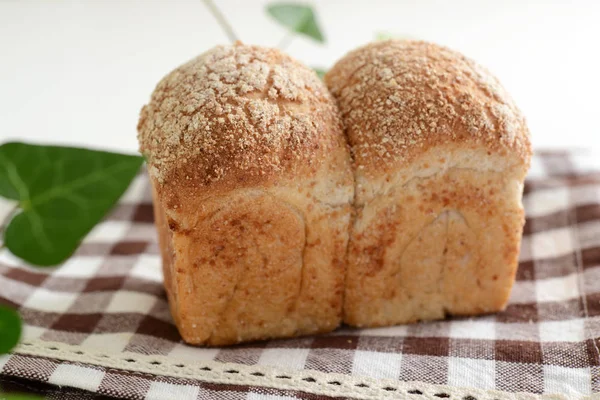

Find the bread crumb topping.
xmin=138 ymin=43 xmax=338 ymax=185
xmin=325 ymin=40 xmax=531 ymax=173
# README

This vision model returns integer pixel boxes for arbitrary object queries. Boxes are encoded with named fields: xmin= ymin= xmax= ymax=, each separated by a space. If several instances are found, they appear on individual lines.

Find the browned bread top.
xmin=138 ymin=43 xmax=342 ymax=195
xmin=325 ymin=40 xmax=532 ymax=177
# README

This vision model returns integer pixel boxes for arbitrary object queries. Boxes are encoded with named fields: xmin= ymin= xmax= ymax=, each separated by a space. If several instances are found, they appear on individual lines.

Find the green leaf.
xmin=0 ymin=304 xmax=21 ymax=354
xmin=267 ymin=3 xmax=325 ymax=43
xmin=0 ymin=393 xmax=42 ymax=400
xmin=0 ymin=142 xmax=143 ymax=266
xmin=312 ymin=67 xmax=326 ymax=80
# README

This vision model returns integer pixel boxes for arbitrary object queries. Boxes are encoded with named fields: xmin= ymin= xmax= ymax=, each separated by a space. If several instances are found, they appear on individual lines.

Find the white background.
xmin=1 ymin=0 xmax=599 ymax=154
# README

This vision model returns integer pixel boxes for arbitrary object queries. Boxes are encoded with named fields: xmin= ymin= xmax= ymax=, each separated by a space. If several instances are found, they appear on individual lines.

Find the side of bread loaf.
xmin=325 ymin=40 xmax=531 ymax=327
xmin=139 ymin=43 xmax=353 ymax=345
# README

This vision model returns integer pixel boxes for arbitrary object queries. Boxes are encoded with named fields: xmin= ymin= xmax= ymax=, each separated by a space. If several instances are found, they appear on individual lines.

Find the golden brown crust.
xmin=143 ymin=39 xmax=532 ymax=339
xmin=325 ymin=40 xmax=532 ymax=178
xmin=138 ymin=43 xmax=342 ymax=194
xmin=151 ymin=178 xmax=352 ymax=346
xmin=326 ymin=40 xmax=532 ymax=328
xmin=140 ymin=44 xmax=354 ymax=345
xmin=343 ymin=147 xmax=526 ymax=327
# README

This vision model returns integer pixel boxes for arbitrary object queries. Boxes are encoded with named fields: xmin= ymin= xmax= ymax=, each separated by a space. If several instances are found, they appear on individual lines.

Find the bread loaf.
xmin=138 ymin=43 xmax=354 ymax=345
xmin=325 ymin=40 xmax=531 ymax=327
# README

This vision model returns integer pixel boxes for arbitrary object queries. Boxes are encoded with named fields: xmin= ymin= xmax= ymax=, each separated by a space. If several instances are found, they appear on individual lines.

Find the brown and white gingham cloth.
xmin=1 ymin=151 xmax=599 ymax=400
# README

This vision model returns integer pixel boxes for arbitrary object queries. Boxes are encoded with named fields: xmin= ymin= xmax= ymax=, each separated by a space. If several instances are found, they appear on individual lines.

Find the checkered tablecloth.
xmin=1 ymin=152 xmax=599 ymax=400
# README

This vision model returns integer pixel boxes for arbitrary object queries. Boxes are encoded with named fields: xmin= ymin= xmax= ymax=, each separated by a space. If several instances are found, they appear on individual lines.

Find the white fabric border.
xmin=8 ymin=339 xmax=585 ymax=400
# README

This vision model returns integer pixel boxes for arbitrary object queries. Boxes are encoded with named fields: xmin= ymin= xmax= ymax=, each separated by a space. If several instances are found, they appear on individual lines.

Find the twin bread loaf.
xmin=138 ymin=41 xmax=531 ymax=345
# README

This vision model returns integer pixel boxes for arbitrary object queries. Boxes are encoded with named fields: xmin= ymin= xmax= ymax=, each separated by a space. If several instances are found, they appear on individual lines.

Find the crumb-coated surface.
xmin=138 ymin=42 xmax=343 ymax=190
xmin=326 ymin=40 xmax=531 ymax=328
xmin=325 ymin=40 xmax=531 ymax=182
xmin=140 ymin=43 xmax=354 ymax=345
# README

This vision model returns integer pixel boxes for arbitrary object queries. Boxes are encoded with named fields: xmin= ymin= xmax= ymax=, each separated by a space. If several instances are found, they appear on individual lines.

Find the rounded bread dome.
xmin=325 ymin=40 xmax=532 ymax=174
xmin=138 ymin=43 xmax=341 ymax=188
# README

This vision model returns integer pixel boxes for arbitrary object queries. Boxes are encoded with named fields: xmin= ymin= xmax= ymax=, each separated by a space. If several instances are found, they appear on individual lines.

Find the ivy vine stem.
xmin=276 ymin=30 xmax=295 ymax=50
xmin=203 ymin=0 xmax=239 ymax=43
xmin=0 ymin=204 xmax=18 ymax=232
xmin=0 ymin=204 xmax=18 ymax=249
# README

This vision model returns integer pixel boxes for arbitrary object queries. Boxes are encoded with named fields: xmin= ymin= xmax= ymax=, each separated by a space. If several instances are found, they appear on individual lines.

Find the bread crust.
xmin=326 ymin=40 xmax=531 ymax=327
xmin=140 ymin=43 xmax=353 ymax=345
xmin=138 ymin=43 xmax=345 ymax=196
xmin=326 ymin=40 xmax=531 ymax=204
xmin=141 ymin=39 xmax=532 ymax=338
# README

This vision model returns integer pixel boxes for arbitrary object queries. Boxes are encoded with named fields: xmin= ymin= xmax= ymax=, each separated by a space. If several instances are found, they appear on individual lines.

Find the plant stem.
xmin=0 ymin=204 xmax=18 ymax=240
xmin=203 ymin=0 xmax=239 ymax=43
xmin=277 ymin=31 xmax=295 ymax=51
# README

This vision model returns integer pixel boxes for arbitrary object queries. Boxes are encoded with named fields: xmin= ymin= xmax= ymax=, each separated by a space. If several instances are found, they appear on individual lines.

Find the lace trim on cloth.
xmin=12 ymin=339 xmax=582 ymax=400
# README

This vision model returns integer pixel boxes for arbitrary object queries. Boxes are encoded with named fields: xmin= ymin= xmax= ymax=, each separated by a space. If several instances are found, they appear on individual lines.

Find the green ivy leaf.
xmin=0 ymin=142 xmax=143 ymax=266
xmin=312 ymin=67 xmax=326 ymax=80
xmin=267 ymin=3 xmax=325 ymax=43
xmin=0 ymin=304 xmax=21 ymax=354
xmin=0 ymin=393 xmax=42 ymax=400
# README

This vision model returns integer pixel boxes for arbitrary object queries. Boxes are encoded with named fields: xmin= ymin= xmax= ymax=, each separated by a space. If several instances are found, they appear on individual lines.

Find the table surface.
xmin=1 ymin=0 xmax=599 ymax=154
